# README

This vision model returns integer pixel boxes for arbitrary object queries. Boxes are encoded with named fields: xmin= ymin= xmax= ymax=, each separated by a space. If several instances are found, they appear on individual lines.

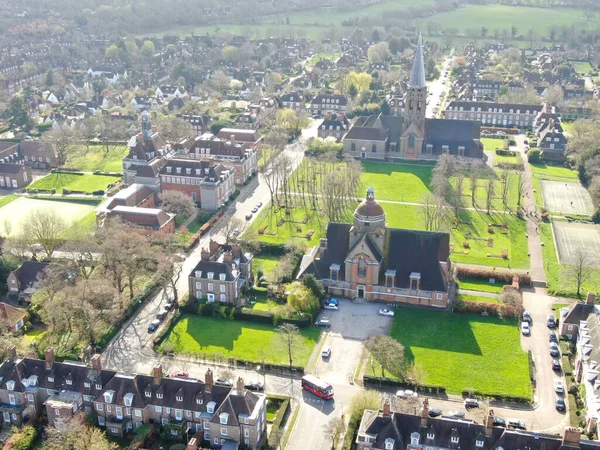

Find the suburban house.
xmin=560 ymin=293 xmax=596 ymax=340
xmin=18 ymin=141 xmax=58 ymax=169
xmin=0 ymin=142 xmax=19 ymax=161
xmin=356 ymin=398 xmax=597 ymax=450
xmin=103 ymin=206 xmax=175 ymax=235
xmin=188 ymin=240 xmax=253 ymax=305
xmin=215 ymin=129 xmax=262 ymax=148
xmin=159 ymin=159 xmax=235 ymax=211
xmin=343 ymin=35 xmax=483 ymax=161
xmin=317 ymin=113 xmax=350 ymax=142
xmin=0 ymin=302 xmax=28 ymax=333
xmin=176 ymin=133 xmax=258 ymax=185
xmin=179 ymin=114 xmax=212 ymax=136
xmin=297 ymin=188 xmax=451 ymax=307
xmin=443 ymin=101 xmax=542 ymax=129
xmin=0 ymin=349 xmax=266 ymax=449
xmin=122 ymin=111 xmax=173 ymax=188
xmin=280 ymin=93 xmax=304 ymax=112
xmin=6 ymin=261 xmax=49 ymax=303
xmin=0 ymin=162 xmax=32 ymax=188
xmin=308 ymin=94 xmax=349 ymax=117
xmin=538 ymin=126 xmax=567 ymax=161
xmin=534 ymin=103 xmax=563 ymax=136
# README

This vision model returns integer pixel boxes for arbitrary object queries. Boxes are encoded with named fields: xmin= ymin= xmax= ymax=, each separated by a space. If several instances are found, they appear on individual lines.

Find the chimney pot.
xmin=382 ymin=399 xmax=391 ymax=417
xmin=205 ymin=369 xmax=214 ymax=392
xmin=563 ymin=427 xmax=581 ymax=446
xmin=91 ymin=354 xmax=102 ymax=374
xmin=237 ymin=377 xmax=245 ymax=393
xmin=587 ymin=292 xmax=596 ymax=305
xmin=420 ymin=398 xmax=429 ymax=427
xmin=45 ymin=347 xmax=55 ymax=370
xmin=153 ymin=364 xmax=162 ymax=385
xmin=7 ymin=346 xmax=16 ymax=361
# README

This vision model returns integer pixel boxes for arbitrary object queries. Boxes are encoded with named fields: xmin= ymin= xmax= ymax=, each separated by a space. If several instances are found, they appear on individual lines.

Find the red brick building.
xmin=104 ymin=206 xmax=175 ymax=235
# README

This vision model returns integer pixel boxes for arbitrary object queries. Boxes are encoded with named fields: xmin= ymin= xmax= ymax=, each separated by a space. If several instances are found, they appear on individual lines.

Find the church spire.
xmin=408 ymin=33 xmax=426 ymax=89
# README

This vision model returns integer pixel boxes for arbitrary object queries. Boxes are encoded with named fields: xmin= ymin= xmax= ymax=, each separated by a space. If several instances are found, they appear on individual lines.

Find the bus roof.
xmin=302 ymin=374 xmax=331 ymax=388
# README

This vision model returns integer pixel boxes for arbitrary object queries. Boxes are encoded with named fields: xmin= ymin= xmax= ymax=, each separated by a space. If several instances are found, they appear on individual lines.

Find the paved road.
xmin=426 ymin=55 xmax=452 ymax=118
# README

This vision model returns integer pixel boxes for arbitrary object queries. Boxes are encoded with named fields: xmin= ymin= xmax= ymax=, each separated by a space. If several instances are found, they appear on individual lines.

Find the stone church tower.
xmin=400 ymin=34 xmax=427 ymax=158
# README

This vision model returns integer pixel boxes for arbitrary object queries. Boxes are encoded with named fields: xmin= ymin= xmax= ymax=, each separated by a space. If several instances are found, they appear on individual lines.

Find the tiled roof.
xmin=0 ymin=163 xmax=26 ymax=174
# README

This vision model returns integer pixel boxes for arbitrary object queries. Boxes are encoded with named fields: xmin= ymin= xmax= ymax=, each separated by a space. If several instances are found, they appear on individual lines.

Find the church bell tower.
xmin=401 ymin=34 xmax=427 ymax=158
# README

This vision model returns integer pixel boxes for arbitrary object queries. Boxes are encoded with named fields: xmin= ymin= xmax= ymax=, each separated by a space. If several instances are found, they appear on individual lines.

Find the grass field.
xmin=0 ymin=194 xmax=18 ymax=208
xmin=28 ymin=173 xmax=121 ymax=193
xmin=361 ymin=162 xmax=432 ymax=203
xmin=160 ymin=314 xmax=321 ymax=366
xmin=481 ymin=138 xmax=505 ymax=152
xmin=458 ymin=294 xmax=500 ymax=304
xmin=64 ymin=145 xmax=128 ymax=173
xmin=457 ymin=277 xmax=505 ymax=294
xmin=308 ymin=52 xmax=340 ymax=65
xmin=388 ymin=308 xmax=531 ymax=398
xmin=0 ymin=197 xmax=96 ymax=235
xmin=540 ymin=222 xmax=600 ymax=298
xmin=530 ymin=163 xmax=579 ymax=180
xmin=569 ymin=60 xmax=594 ymax=75
xmin=253 ymin=255 xmax=280 ymax=279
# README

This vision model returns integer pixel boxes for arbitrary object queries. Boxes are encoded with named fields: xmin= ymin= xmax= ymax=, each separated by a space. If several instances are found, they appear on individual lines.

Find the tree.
xmin=21 ymin=209 xmax=68 ymax=259
xmin=545 ymin=85 xmax=564 ymax=106
xmin=484 ymin=178 xmax=496 ymax=215
xmin=431 ymin=153 xmax=455 ymax=204
xmin=159 ymin=190 xmax=197 ymax=218
xmin=302 ymin=273 xmax=326 ymax=301
xmin=345 ymin=72 xmax=372 ymax=93
xmin=221 ymin=45 xmax=239 ymax=62
xmin=527 ymin=148 xmax=541 ymax=163
xmin=156 ymin=115 xmax=194 ymax=142
xmin=453 ymin=171 xmax=465 ymax=215
xmin=141 ymin=40 xmax=156 ymax=57
xmin=367 ymin=42 xmax=390 ymax=64
xmin=219 ymin=215 xmax=244 ymax=244
xmin=324 ymin=417 xmax=345 ymax=449
xmin=565 ymin=248 xmax=596 ymax=297
xmin=419 ymin=193 xmax=448 ymax=232
xmin=348 ymin=391 xmax=381 ymax=429
xmin=41 ymin=126 xmax=78 ymax=166
xmin=41 ymin=414 xmax=118 ymax=450
xmin=105 ymin=44 xmax=119 ymax=59
xmin=45 ymin=68 xmax=55 ymax=87
xmin=276 ymin=323 xmax=302 ymax=369
xmin=365 ymin=335 xmax=406 ymax=378
xmin=211 ymin=70 xmax=231 ymax=91
xmin=286 ymin=281 xmax=319 ymax=313
xmin=8 ymin=95 xmax=30 ymax=130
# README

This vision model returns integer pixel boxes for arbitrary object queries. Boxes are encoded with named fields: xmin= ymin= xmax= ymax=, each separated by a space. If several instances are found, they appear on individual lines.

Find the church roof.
xmin=355 ymin=198 xmax=385 ymax=217
xmin=424 ymin=119 xmax=483 ymax=159
xmin=408 ymin=34 xmax=426 ymax=89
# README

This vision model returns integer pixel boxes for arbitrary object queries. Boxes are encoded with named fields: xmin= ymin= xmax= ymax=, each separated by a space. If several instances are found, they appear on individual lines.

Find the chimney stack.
xmin=201 ymin=248 xmax=211 ymax=261
xmin=237 ymin=377 xmax=245 ymax=394
xmin=230 ymin=134 xmax=236 ymax=144
xmin=91 ymin=354 xmax=102 ymax=375
xmin=382 ymin=399 xmax=391 ymax=418
xmin=45 ymin=347 xmax=55 ymax=370
xmin=205 ymin=369 xmax=214 ymax=392
xmin=209 ymin=239 xmax=220 ymax=255
xmin=223 ymin=251 xmax=233 ymax=264
xmin=153 ymin=364 xmax=162 ymax=385
xmin=7 ymin=346 xmax=16 ymax=361
xmin=485 ymin=409 xmax=494 ymax=437
xmin=562 ymin=427 xmax=581 ymax=447
xmin=420 ymin=398 xmax=429 ymax=427
xmin=587 ymin=292 xmax=596 ymax=305
xmin=319 ymin=238 xmax=328 ymax=259
xmin=186 ymin=437 xmax=199 ymax=450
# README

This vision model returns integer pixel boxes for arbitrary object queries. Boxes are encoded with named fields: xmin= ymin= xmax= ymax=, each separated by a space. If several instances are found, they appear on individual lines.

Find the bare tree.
xmin=484 ymin=178 xmax=496 ymax=215
xmin=220 ymin=215 xmax=244 ymax=244
xmin=324 ymin=417 xmax=346 ymax=449
xmin=159 ymin=190 xmax=197 ymax=219
xmin=431 ymin=153 xmax=455 ymax=203
xmin=500 ymin=168 xmax=511 ymax=209
xmin=453 ymin=171 xmax=465 ymax=216
xmin=41 ymin=413 xmax=118 ymax=450
xmin=156 ymin=115 xmax=194 ymax=142
xmin=41 ymin=126 xmax=78 ymax=166
xmin=516 ymin=171 xmax=525 ymax=207
xmin=564 ymin=248 xmax=596 ymax=297
xmin=21 ymin=208 xmax=68 ymax=259
xmin=276 ymin=323 xmax=302 ymax=369
xmin=469 ymin=174 xmax=478 ymax=207
xmin=365 ymin=335 xmax=406 ymax=378
xmin=419 ymin=193 xmax=448 ymax=232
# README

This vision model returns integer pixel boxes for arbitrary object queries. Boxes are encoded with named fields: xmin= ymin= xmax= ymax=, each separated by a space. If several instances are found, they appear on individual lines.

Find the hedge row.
xmin=96 ymin=280 xmax=161 ymax=349
xmin=267 ymin=395 xmax=291 ymax=448
xmin=456 ymin=266 xmax=531 ymax=285
xmin=528 ymin=351 xmax=535 ymax=383
xmin=563 ymin=355 xmax=573 ymax=376
xmin=26 ymin=195 xmax=103 ymax=205
xmin=495 ymin=149 xmax=517 ymax=157
xmin=461 ymin=389 xmax=531 ymax=404
xmin=362 ymin=376 xmax=446 ymax=393
xmin=454 ymin=299 xmax=520 ymax=319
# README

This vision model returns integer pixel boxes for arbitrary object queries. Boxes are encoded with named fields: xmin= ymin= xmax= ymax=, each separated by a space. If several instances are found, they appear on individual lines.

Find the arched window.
xmin=358 ymin=258 xmax=367 ymax=277
xmin=408 ymin=135 xmax=415 ymax=148
xmin=372 ymin=144 xmax=377 ymax=153
xmin=351 ymin=143 xmax=356 ymax=152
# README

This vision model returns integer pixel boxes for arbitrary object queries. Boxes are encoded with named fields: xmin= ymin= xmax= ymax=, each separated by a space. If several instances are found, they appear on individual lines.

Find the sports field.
xmin=541 ymin=180 xmax=594 ymax=215
xmin=28 ymin=172 xmax=121 ymax=193
xmin=0 ymin=197 xmax=96 ymax=235
xmin=553 ymin=221 xmax=600 ymax=267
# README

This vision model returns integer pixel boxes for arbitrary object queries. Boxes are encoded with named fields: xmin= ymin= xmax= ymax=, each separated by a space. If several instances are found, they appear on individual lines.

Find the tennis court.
xmin=552 ymin=221 xmax=600 ymax=267
xmin=541 ymin=180 xmax=594 ymax=215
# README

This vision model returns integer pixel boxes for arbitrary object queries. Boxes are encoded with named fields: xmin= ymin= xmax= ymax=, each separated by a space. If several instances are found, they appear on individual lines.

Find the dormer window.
xmin=176 ymin=394 xmax=183 ymax=402
xmin=66 ymin=379 xmax=72 ymax=385
xmin=207 ymin=401 xmax=216 ymax=414
xmin=384 ymin=438 xmax=395 ymax=449
xmin=195 ymin=270 xmax=202 ymax=278
xmin=157 ymin=393 xmax=163 ymax=399
xmin=6 ymin=380 xmax=15 ymax=391
xmin=427 ymin=432 xmax=435 ymax=440
xmin=220 ymin=412 xmax=229 ymax=424
xmin=104 ymin=390 xmax=114 ymax=404
xmin=166 ymin=166 xmax=172 ymax=173
xmin=124 ymin=393 xmax=134 ymax=407
xmin=207 ymin=272 xmax=214 ymax=280
xmin=84 ymin=382 xmax=91 ymax=388
xmin=219 ymin=273 xmax=226 ymax=281
xmin=176 ymin=167 xmax=182 ymax=174
xmin=451 ymin=435 xmax=459 ymax=444
xmin=186 ymin=168 xmax=191 ymax=175
xmin=95 ymin=383 xmax=102 ymax=390
xmin=196 ymin=398 xmax=203 ymax=405
xmin=48 ymin=377 xmax=54 ymax=383
xmin=410 ymin=432 xmax=420 ymax=445
xmin=145 ymin=390 xmax=151 ymax=398
xmin=196 ymin=169 xmax=201 ymax=175
xmin=476 ymin=439 xmax=484 ymax=447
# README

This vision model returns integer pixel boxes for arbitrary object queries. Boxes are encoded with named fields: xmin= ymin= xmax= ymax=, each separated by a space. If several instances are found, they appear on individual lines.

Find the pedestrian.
xmin=536 ymin=227 xmax=538 ymax=233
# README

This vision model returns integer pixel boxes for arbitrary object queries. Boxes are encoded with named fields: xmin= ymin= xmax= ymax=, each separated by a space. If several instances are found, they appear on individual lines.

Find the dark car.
xmin=156 ymin=310 xmax=168 ymax=320
xmin=215 ymin=378 xmax=233 ymax=387
xmin=547 ymin=314 xmax=556 ymax=328
xmin=550 ymin=343 xmax=560 ymax=357
xmin=164 ymin=303 xmax=174 ymax=311
xmin=552 ymin=359 xmax=561 ymax=371
xmin=522 ymin=311 xmax=532 ymax=323
xmin=549 ymin=331 xmax=558 ymax=343
xmin=147 ymin=319 xmax=160 ymax=333
xmin=244 ymin=381 xmax=264 ymax=391
xmin=555 ymin=397 xmax=566 ymax=411
xmin=428 ymin=408 xmax=443 ymax=418
xmin=493 ymin=417 xmax=506 ymax=428
xmin=315 ymin=319 xmax=331 ymax=328
xmin=245 ymin=214 xmax=253 ymax=221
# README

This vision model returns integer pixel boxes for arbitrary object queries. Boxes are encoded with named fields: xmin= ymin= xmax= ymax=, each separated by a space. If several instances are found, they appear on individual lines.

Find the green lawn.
xmin=360 ymin=162 xmax=432 ymax=203
xmin=481 ymin=138 xmax=505 ymax=152
xmin=160 ymin=314 xmax=321 ymax=366
xmin=253 ymin=255 xmax=280 ymax=278
xmin=458 ymin=294 xmax=500 ymax=304
xmin=308 ymin=53 xmax=340 ymax=65
xmin=540 ymin=222 xmax=600 ymax=298
xmin=494 ymin=154 xmax=518 ymax=166
xmin=0 ymin=194 xmax=18 ymax=208
xmin=457 ymin=277 xmax=505 ymax=294
xmin=28 ymin=173 xmax=121 ymax=193
xmin=530 ymin=163 xmax=579 ymax=180
xmin=0 ymin=197 xmax=96 ymax=235
xmin=64 ymin=145 xmax=128 ymax=173
xmin=388 ymin=308 xmax=531 ymax=398
xmin=569 ymin=60 xmax=594 ymax=75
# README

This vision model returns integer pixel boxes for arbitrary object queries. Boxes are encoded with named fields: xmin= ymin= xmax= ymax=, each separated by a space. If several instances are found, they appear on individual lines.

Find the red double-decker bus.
xmin=301 ymin=374 xmax=334 ymax=400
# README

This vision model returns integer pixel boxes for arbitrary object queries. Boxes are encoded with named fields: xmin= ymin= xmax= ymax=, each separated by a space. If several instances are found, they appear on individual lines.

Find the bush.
xmin=592 ymin=207 xmax=600 ymax=224
xmin=362 ymin=376 xmax=446 ymax=393
xmin=92 ymin=190 xmax=105 ymax=195
xmin=527 ymin=148 xmax=541 ymax=163
xmin=528 ymin=351 xmax=535 ymax=382
xmin=62 ymin=187 xmax=70 ymax=195
xmin=9 ymin=425 xmax=37 ymax=450
xmin=267 ymin=396 xmax=291 ymax=447
xmin=460 ymin=389 xmax=530 ymax=404
xmin=456 ymin=267 xmax=531 ymax=285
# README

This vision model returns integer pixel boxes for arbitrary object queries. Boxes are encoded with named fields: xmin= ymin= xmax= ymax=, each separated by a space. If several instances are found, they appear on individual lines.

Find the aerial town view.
xmin=3 ymin=0 xmax=600 ymax=449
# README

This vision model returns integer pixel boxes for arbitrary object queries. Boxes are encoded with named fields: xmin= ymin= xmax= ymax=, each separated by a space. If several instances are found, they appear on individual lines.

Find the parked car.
xmin=256 ymin=202 xmax=263 ymax=208
xmin=497 ymin=131 xmax=507 ymax=135
xmin=245 ymin=214 xmax=252 ymax=221
xmin=321 ymin=347 xmax=331 ymax=358
xmin=493 ymin=417 xmax=506 ymax=427
xmin=554 ymin=379 xmax=564 ymax=393
xmin=315 ymin=319 xmax=331 ymax=328
xmin=147 ymin=319 xmax=161 ymax=333
xmin=156 ymin=310 xmax=168 ymax=320
xmin=164 ymin=303 xmax=174 ymax=311
xmin=447 ymin=411 xmax=465 ymax=419
xmin=547 ymin=314 xmax=556 ymax=328
xmin=549 ymin=331 xmax=558 ymax=343
xmin=215 ymin=378 xmax=233 ymax=387
xmin=464 ymin=398 xmax=480 ymax=408
xmin=251 ymin=207 xmax=258 ymax=213
xmin=550 ymin=344 xmax=560 ymax=357
xmin=507 ymin=419 xmax=527 ymax=430
xmin=323 ymin=304 xmax=339 ymax=311
xmin=522 ymin=311 xmax=532 ymax=323
xmin=521 ymin=322 xmax=530 ymax=336
xmin=555 ymin=396 xmax=566 ymax=411
xmin=524 ymin=139 xmax=529 ymax=145
xmin=396 ymin=390 xmax=418 ymax=399
xmin=552 ymin=359 xmax=561 ymax=371
xmin=379 ymin=309 xmax=395 ymax=317
xmin=428 ymin=408 xmax=443 ymax=417
xmin=327 ymin=298 xmax=339 ymax=306
xmin=245 ymin=381 xmax=264 ymax=391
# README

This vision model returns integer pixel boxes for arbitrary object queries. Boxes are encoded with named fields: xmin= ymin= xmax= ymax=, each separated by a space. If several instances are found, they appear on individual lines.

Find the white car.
xmin=521 ymin=322 xmax=530 ymax=336
xmin=323 ymin=304 xmax=339 ymax=311
xmin=321 ymin=347 xmax=331 ymax=358
xmin=554 ymin=379 xmax=564 ymax=393
xmin=396 ymin=389 xmax=418 ymax=399
xmin=379 ymin=309 xmax=394 ymax=317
